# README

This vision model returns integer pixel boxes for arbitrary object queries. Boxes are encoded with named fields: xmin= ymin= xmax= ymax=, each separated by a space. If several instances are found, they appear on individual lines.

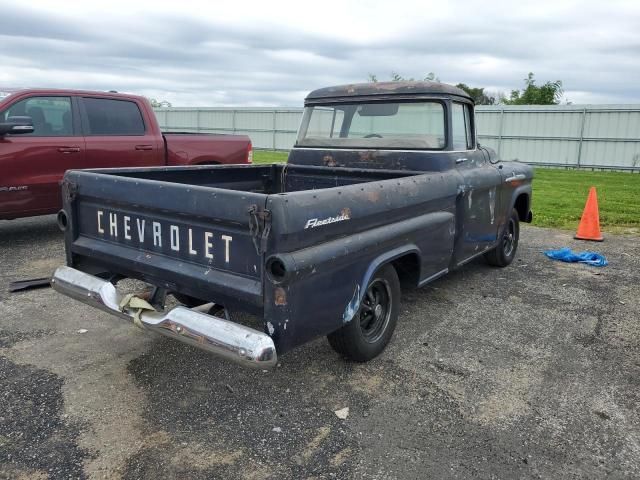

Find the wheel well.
xmin=391 ymin=253 xmax=421 ymax=288
xmin=514 ymin=194 xmax=530 ymax=222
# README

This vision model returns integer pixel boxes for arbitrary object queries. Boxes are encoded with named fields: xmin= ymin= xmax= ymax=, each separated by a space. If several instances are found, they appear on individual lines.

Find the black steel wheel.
xmin=485 ymin=208 xmax=520 ymax=267
xmin=328 ymin=264 xmax=400 ymax=362
xmin=359 ymin=279 xmax=392 ymax=343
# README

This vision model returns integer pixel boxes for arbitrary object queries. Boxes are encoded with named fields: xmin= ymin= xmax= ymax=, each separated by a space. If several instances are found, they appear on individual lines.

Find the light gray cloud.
xmin=1 ymin=0 xmax=639 ymax=106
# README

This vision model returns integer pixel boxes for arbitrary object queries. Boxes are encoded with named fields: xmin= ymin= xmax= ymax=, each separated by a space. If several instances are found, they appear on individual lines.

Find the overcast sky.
xmin=1 ymin=0 xmax=639 ymax=106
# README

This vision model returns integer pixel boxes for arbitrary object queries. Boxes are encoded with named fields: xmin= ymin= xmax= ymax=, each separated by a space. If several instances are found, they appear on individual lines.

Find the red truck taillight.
xmin=247 ymin=142 xmax=253 ymax=163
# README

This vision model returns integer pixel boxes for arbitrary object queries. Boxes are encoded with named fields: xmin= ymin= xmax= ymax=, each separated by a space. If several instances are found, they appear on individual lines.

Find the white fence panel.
xmin=155 ymin=105 xmax=640 ymax=170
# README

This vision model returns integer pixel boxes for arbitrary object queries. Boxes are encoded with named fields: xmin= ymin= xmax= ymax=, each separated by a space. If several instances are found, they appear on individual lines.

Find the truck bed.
xmin=162 ymin=133 xmax=251 ymax=166
xmin=104 ymin=163 xmax=417 ymax=193
xmin=60 ymin=163 xmax=460 ymax=352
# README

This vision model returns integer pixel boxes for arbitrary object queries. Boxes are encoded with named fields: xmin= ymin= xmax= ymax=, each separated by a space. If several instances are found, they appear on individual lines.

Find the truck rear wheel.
xmin=327 ymin=264 xmax=400 ymax=362
xmin=484 ymin=208 xmax=520 ymax=267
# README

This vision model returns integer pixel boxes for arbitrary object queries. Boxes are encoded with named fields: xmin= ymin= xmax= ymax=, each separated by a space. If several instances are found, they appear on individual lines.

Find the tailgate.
xmin=62 ymin=170 xmax=267 ymax=311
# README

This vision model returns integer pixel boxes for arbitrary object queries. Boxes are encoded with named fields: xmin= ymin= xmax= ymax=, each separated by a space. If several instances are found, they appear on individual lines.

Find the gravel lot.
xmin=1 ymin=216 xmax=638 ymax=479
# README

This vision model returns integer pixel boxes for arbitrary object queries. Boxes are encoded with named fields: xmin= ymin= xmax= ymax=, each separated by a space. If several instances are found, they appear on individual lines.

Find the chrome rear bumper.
xmin=51 ymin=266 xmax=277 ymax=368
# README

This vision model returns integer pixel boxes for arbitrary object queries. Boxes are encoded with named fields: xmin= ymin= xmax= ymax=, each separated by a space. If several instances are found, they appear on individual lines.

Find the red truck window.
xmin=1 ymin=96 xmax=73 ymax=136
xmin=82 ymin=98 xmax=145 ymax=136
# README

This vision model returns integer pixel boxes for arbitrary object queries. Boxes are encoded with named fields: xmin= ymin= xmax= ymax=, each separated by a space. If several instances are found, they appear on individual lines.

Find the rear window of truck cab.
xmin=82 ymin=97 xmax=145 ymax=135
xmin=296 ymin=101 xmax=445 ymax=150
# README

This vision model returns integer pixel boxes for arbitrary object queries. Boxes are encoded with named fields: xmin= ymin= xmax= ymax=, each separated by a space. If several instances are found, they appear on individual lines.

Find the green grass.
xmin=532 ymin=168 xmax=640 ymax=233
xmin=253 ymin=150 xmax=288 ymax=164
xmin=252 ymin=151 xmax=640 ymax=233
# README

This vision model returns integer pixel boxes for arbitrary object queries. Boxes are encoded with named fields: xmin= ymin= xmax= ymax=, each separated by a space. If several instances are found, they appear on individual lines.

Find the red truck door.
xmin=78 ymin=97 xmax=163 ymax=168
xmin=0 ymin=95 xmax=85 ymax=218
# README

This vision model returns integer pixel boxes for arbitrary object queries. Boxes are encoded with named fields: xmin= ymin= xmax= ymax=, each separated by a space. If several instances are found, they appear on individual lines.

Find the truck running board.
xmin=50 ymin=266 xmax=277 ymax=368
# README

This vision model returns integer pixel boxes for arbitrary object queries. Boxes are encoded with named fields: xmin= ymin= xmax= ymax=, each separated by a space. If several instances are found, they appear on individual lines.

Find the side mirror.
xmin=0 ymin=116 xmax=34 ymax=136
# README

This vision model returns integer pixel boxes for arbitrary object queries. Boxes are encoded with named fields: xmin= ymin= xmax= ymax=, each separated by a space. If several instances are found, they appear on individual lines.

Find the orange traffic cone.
xmin=575 ymin=186 xmax=603 ymax=241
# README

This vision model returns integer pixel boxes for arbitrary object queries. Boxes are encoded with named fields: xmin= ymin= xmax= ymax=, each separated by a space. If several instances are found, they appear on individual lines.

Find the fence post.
xmin=232 ymin=110 xmax=237 ymax=134
xmin=156 ymin=110 xmax=165 ymax=129
xmin=497 ymin=108 xmax=505 ymax=157
xmin=576 ymin=108 xmax=587 ymax=168
xmin=272 ymin=110 xmax=277 ymax=150
xmin=196 ymin=109 xmax=201 ymax=133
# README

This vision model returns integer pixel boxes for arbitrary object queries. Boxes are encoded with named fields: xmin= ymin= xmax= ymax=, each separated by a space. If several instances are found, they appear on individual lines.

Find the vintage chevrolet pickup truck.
xmin=51 ymin=81 xmax=533 ymax=368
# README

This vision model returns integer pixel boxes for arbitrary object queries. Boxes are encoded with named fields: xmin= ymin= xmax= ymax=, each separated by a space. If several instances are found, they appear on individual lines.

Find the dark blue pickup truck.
xmin=51 ymin=81 xmax=533 ymax=368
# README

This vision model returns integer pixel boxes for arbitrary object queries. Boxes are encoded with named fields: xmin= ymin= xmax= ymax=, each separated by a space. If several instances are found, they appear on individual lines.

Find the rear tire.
xmin=327 ymin=264 xmax=400 ymax=362
xmin=484 ymin=208 xmax=520 ymax=267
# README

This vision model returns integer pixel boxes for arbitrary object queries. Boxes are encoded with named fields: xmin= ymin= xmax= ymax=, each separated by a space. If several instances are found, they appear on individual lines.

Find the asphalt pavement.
xmin=1 ymin=216 xmax=638 ymax=479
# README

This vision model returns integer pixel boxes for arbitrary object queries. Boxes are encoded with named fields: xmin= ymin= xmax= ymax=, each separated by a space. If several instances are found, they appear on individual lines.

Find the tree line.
xmin=367 ymin=72 xmax=565 ymax=105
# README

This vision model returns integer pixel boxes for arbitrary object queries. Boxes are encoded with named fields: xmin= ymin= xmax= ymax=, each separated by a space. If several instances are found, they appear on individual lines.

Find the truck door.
xmin=452 ymin=102 xmax=502 ymax=263
xmin=0 ymin=95 xmax=85 ymax=218
xmin=79 ymin=97 xmax=162 ymax=169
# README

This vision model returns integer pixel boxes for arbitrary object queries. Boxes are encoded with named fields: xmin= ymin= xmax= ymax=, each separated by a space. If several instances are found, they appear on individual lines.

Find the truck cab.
xmin=291 ymin=81 xmax=533 ymax=264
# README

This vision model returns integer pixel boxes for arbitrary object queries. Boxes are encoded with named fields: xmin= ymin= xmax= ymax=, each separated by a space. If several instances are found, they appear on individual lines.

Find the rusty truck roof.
xmin=305 ymin=81 xmax=472 ymax=104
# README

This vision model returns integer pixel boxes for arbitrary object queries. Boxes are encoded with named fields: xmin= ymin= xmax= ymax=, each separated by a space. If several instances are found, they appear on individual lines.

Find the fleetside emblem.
xmin=305 ymin=208 xmax=351 ymax=229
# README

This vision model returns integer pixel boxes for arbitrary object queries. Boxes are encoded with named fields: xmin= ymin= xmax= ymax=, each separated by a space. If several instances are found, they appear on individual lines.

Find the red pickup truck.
xmin=0 ymin=88 xmax=252 ymax=220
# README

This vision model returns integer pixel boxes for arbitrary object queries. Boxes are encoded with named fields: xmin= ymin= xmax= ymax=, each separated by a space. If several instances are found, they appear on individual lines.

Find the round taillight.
xmin=266 ymin=256 xmax=287 ymax=282
xmin=57 ymin=210 xmax=69 ymax=231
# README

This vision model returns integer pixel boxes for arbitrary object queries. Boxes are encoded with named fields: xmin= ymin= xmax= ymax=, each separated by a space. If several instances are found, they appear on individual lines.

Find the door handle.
xmin=57 ymin=147 xmax=81 ymax=154
xmin=504 ymin=174 xmax=526 ymax=182
xmin=135 ymin=144 xmax=153 ymax=151
xmin=455 ymin=157 xmax=469 ymax=164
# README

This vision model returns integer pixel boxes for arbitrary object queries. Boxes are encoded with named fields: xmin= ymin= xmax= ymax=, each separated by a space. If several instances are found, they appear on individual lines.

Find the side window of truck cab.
xmin=451 ymin=102 xmax=474 ymax=151
xmin=79 ymin=96 xmax=161 ymax=169
xmin=81 ymin=98 xmax=146 ymax=136
xmin=305 ymin=106 xmax=345 ymax=138
xmin=2 ymin=96 xmax=74 ymax=136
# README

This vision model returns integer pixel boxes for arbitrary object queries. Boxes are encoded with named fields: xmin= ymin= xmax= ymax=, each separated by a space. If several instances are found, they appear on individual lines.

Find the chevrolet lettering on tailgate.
xmin=94 ymin=208 xmax=233 ymax=263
